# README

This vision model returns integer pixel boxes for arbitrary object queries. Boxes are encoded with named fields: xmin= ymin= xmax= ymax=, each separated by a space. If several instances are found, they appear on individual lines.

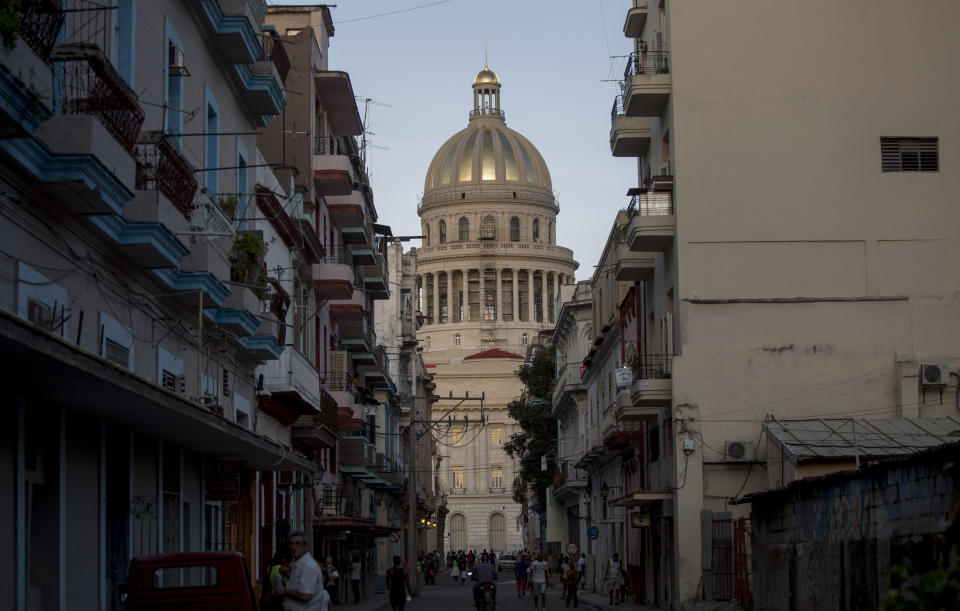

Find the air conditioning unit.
xmin=725 ymin=440 xmax=756 ymax=462
xmin=168 ymin=43 xmax=189 ymax=77
xmin=920 ymin=363 xmax=949 ymax=386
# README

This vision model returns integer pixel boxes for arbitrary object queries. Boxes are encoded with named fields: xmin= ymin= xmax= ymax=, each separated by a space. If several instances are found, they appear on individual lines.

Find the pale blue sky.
xmin=268 ymin=0 xmax=639 ymax=279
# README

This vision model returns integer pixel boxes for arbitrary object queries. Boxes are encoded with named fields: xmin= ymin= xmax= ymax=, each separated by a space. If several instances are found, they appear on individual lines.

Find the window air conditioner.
xmin=168 ymin=44 xmax=189 ymax=77
xmin=920 ymin=364 xmax=949 ymax=386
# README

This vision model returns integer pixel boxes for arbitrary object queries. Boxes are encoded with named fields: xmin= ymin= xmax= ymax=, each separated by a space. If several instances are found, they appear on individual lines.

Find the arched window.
xmin=424 ymin=223 xmax=430 ymax=246
xmin=454 ymin=333 xmax=460 ymax=346
xmin=439 ymin=220 xmax=446 ymax=243
xmin=532 ymin=219 xmax=539 ymax=242
xmin=547 ymin=221 xmax=552 ymax=244
xmin=488 ymin=512 xmax=506 ymax=552
xmin=521 ymin=332 xmax=528 ymax=346
xmin=510 ymin=216 xmax=520 ymax=242
xmin=481 ymin=216 xmax=496 ymax=240
xmin=450 ymin=513 xmax=467 ymax=552
xmin=459 ymin=217 xmax=469 ymax=241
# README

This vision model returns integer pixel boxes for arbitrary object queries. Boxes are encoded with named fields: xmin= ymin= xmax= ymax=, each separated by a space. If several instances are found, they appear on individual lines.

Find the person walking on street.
xmin=577 ymin=554 xmax=586 ymax=590
xmin=275 ymin=530 xmax=329 ymax=611
xmin=450 ymin=557 xmax=460 ymax=584
xmin=530 ymin=553 xmax=550 ymax=611
xmin=350 ymin=556 xmax=362 ymax=605
xmin=515 ymin=554 xmax=529 ymax=599
xmin=564 ymin=561 xmax=579 ymax=608
xmin=605 ymin=553 xmax=623 ymax=606
xmin=386 ymin=556 xmax=412 ymax=611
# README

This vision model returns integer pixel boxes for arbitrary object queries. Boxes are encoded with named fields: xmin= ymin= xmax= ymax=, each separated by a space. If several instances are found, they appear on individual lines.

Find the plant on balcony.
xmin=230 ymin=231 xmax=267 ymax=295
xmin=217 ymin=193 xmax=238 ymax=221
xmin=0 ymin=0 xmax=20 ymax=49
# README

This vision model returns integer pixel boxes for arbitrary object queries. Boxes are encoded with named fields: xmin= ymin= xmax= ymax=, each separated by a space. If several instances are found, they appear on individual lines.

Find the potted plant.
xmin=217 ymin=193 xmax=239 ymax=221
xmin=230 ymin=231 xmax=267 ymax=296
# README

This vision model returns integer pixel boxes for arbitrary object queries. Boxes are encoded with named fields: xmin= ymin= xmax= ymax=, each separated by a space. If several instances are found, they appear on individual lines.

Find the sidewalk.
xmin=576 ymin=590 xmax=661 ymax=611
xmin=341 ymin=592 xmax=392 ymax=611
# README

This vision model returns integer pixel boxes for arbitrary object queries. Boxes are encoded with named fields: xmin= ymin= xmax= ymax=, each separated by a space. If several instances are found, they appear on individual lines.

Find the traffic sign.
xmin=390 ymin=531 xmax=400 ymax=543
xmin=566 ymin=542 xmax=579 ymax=555
xmin=587 ymin=526 xmax=600 ymax=540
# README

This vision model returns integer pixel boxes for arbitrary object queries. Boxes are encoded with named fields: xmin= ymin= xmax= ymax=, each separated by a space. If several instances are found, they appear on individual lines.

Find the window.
xmin=452 ymin=466 xmax=464 ymax=489
xmin=481 ymin=216 xmax=496 ymax=240
xmin=439 ymin=220 xmax=446 ymax=243
xmin=488 ymin=513 xmax=506 ymax=552
xmin=450 ymin=513 xmax=467 ymax=551
xmin=237 ymin=142 xmax=248 ymax=229
xmin=532 ymin=219 xmax=539 ymax=242
xmin=454 ymin=333 xmax=461 ymax=346
xmin=104 ymin=339 xmax=130 ymax=367
xmin=204 ymin=87 xmax=219 ymax=193
xmin=520 ymin=332 xmax=528 ymax=346
xmin=452 ymin=425 xmax=465 ymax=445
xmin=490 ymin=427 xmax=503 ymax=446
xmin=116 ymin=0 xmax=135 ymax=86
xmin=164 ymin=21 xmax=184 ymax=148
xmin=161 ymin=369 xmax=177 ymax=391
xmin=459 ymin=217 xmax=469 ymax=241
xmin=510 ymin=216 xmax=520 ymax=241
xmin=882 ymin=138 xmax=938 ymax=172
xmin=491 ymin=466 xmax=503 ymax=489
xmin=424 ymin=223 xmax=430 ymax=246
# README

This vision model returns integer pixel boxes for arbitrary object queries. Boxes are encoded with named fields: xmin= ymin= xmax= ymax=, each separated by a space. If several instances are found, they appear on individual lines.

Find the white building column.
xmin=495 ymin=267 xmax=503 ymax=321
xmin=432 ymin=272 xmax=440 ymax=326
xmin=511 ymin=268 xmax=519 ymax=322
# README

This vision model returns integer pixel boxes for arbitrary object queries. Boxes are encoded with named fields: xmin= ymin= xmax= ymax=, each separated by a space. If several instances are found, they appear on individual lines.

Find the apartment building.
xmin=0 ymin=1 xmax=318 ymax=608
xmin=584 ymin=0 xmax=960 ymax=607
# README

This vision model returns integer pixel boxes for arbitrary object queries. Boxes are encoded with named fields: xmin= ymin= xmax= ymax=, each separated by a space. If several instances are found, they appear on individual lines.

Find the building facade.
xmin=416 ymin=66 xmax=578 ymax=554
xmin=576 ymin=0 xmax=960 ymax=607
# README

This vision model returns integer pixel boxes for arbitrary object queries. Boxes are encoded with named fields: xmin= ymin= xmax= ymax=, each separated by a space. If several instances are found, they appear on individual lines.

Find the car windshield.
xmin=500 ymin=555 xmax=515 ymax=561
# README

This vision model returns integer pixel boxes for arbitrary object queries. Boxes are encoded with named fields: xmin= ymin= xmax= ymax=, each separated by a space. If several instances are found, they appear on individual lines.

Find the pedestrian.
xmin=530 ymin=552 xmax=550 ymax=610
xmin=274 ymin=530 xmax=329 ymax=611
xmin=451 ymin=557 xmax=460 ymax=584
xmin=262 ymin=552 xmax=289 ymax=611
xmin=515 ymin=554 xmax=529 ymax=599
xmin=577 ymin=554 xmax=586 ymax=589
xmin=350 ymin=556 xmax=362 ymax=605
xmin=322 ymin=556 xmax=340 ymax=605
xmin=386 ymin=556 xmax=412 ymax=611
xmin=559 ymin=556 xmax=567 ymax=599
xmin=468 ymin=549 xmax=476 ymax=571
xmin=565 ymin=561 xmax=579 ymax=608
xmin=605 ymin=553 xmax=623 ymax=606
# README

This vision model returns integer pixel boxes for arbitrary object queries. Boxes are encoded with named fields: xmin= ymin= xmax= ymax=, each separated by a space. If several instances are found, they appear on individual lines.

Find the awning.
xmin=320 ymin=517 xmax=399 ymax=537
xmin=0 ymin=309 xmax=315 ymax=472
xmin=609 ymin=490 xmax=674 ymax=507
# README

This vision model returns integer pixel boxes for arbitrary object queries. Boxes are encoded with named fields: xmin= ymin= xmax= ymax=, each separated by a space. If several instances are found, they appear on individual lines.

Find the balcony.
xmin=326 ymin=191 xmax=365 ymax=225
xmin=312 ymin=253 xmax=355 ymax=301
xmin=232 ymin=61 xmax=285 ymax=120
xmin=17 ymin=0 xmax=65 ymax=62
xmin=49 ymin=43 xmax=144 ymax=153
xmin=489 ymin=487 xmax=505 ymax=494
xmin=0 ymin=0 xmax=62 ymax=135
xmin=180 ymin=199 xmax=236 ymax=281
xmin=313 ymin=151 xmax=354 ymax=197
xmin=614 ymin=241 xmax=656 ymax=282
xmin=362 ymin=253 xmax=389 ymax=298
xmin=610 ymin=96 xmax=653 ymax=157
xmin=259 ymin=27 xmax=290 ymax=83
xmin=627 ymin=354 xmax=672 ymax=411
xmin=86 ymin=215 xmax=188 ymax=270
xmin=552 ymin=362 xmax=586 ymax=417
xmin=205 ymin=298 xmax=259 ymax=337
xmin=449 ymin=487 xmax=466 ymax=495
xmin=152 ymin=268 xmax=229 ymax=308
xmin=621 ymin=51 xmax=671 ymax=117
xmin=350 ymin=248 xmax=376 ymax=266
xmin=237 ymin=335 xmax=283 ymax=361
xmin=623 ymin=2 xmax=648 ymax=38
xmin=313 ymin=71 xmax=364 ymax=136
xmin=256 ymin=187 xmax=324 ymax=263
xmin=198 ymin=0 xmax=263 ymax=65
xmin=626 ymin=191 xmax=675 ymax=252
xmin=341 ymin=226 xmax=370 ymax=246
xmin=134 ymin=137 xmax=199 ymax=221
xmin=329 ymin=287 xmax=366 ymax=323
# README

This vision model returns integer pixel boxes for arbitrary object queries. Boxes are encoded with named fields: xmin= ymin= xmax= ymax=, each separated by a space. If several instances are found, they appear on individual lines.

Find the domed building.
xmin=414 ymin=65 xmax=578 ymax=554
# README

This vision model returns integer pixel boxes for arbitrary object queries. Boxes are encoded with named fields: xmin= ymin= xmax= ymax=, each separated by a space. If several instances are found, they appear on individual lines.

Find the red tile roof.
xmin=464 ymin=348 xmax=524 ymax=360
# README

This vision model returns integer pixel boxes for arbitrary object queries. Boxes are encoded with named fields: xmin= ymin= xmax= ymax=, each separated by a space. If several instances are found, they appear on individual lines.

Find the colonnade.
xmin=417 ymin=268 xmax=570 ymax=325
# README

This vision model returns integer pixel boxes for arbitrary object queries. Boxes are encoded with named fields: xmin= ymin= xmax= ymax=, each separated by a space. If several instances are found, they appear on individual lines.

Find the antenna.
xmin=356 ymin=97 xmax=392 ymax=169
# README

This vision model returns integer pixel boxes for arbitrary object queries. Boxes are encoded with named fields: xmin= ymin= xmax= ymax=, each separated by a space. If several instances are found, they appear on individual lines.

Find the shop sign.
xmin=631 ymin=512 xmax=650 ymax=527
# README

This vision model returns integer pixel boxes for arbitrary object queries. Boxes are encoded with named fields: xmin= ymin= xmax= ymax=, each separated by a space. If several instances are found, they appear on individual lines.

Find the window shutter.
xmin=882 ymin=138 xmax=938 ymax=172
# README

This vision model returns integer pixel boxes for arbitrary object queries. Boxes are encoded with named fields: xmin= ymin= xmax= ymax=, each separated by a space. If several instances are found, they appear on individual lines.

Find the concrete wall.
xmin=748 ymin=444 xmax=960 ymax=611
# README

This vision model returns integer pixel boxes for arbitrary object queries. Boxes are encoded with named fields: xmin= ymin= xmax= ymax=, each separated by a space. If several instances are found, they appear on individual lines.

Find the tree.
xmin=503 ymin=345 xmax=557 ymax=505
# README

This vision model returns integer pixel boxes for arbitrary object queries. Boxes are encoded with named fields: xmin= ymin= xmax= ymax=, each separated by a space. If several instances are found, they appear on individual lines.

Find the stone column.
xmin=495 ymin=267 xmax=503 ymax=321
xmin=527 ymin=269 xmax=535 ymax=322
xmin=432 ymin=272 xmax=440 ymax=326
xmin=541 ymin=270 xmax=548 ymax=323
xmin=479 ymin=267 xmax=486 ymax=321
xmin=511 ymin=269 xmax=519 ymax=322
xmin=447 ymin=270 xmax=455 ymax=323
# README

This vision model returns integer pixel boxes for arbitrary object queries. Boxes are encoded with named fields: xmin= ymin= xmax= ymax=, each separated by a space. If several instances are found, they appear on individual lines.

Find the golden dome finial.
xmin=484 ymin=42 xmax=488 ymax=69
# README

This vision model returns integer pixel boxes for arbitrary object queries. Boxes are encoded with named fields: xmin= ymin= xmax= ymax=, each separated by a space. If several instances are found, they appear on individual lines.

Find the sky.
xmin=269 ymin=0 xmax=639 ymax=280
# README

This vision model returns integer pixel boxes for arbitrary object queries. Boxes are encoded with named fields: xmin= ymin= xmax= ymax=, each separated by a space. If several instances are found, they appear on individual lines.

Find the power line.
xmin=336 ymin=0 xmax=453 ymax=24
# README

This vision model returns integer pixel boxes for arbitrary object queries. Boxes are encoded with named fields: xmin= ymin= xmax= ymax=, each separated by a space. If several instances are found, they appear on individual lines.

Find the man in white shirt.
xmin=276 ymin=530 xmax=328 ymax=611
xmin=605 ymin=553 xmax=623 ymax=606
xmin=530 ymin=553 xmax=550 ymax=610
xmin=577 ymin=554 xmax=586 ymax=588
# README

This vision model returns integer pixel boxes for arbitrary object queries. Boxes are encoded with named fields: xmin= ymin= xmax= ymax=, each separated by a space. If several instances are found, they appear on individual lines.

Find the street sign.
xmin=615 ymin=367 xmax=633 ymax=387
xmin=566 ymin=542 xmax=579 ymax=556
xmin=390 ymin=531 xmax=400 ymax=543
xmin=587 ymin=526 xmax=600 ymax=540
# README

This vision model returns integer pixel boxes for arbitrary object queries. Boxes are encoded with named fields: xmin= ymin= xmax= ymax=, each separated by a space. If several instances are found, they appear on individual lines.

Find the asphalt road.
xmin=411 ymin=574 xmax=576 ymax=611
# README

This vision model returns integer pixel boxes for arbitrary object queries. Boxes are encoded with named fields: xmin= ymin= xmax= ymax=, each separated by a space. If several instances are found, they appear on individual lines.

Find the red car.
xmin=122 ymin=551 xmax=258 ymax=610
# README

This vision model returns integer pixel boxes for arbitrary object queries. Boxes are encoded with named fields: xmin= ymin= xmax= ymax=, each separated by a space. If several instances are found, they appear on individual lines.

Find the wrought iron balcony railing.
xmin=631 ymin=354 xmax=673 ymax=381
xmin=18 ymin=0 xmax=64 ymax=61
xmin=622 ymin=50 xmax=670 ymax=78
xmin=626 ymin=191 xmax=673 ymax=216
xmin=135 ymin=139 xmax=199 ymax=219
xmin=50 ymin=44 xmax=144 ymax=152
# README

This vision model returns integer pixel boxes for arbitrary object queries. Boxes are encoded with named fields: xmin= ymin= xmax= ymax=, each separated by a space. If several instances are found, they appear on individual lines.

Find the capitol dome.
xmin=424 ymin=64 xmax=552 ymax=193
